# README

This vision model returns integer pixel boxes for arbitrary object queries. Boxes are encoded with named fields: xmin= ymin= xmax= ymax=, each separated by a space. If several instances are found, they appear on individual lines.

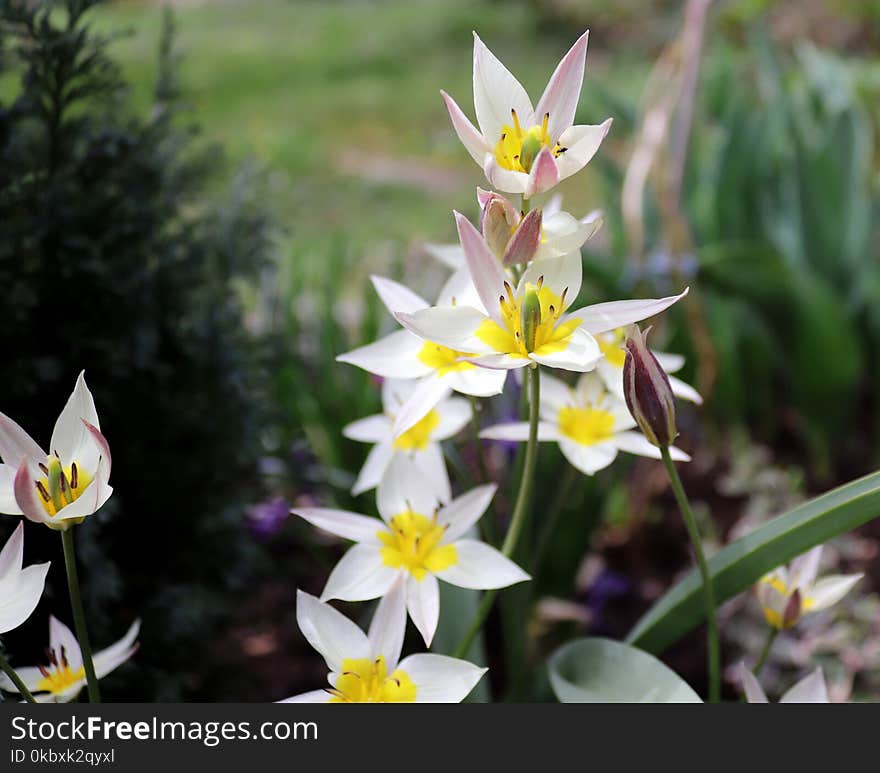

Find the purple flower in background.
xmin=585 ymin=569 xmax=631 ymax=634
xmin=246 ymin=497 xmax=290 ymax=539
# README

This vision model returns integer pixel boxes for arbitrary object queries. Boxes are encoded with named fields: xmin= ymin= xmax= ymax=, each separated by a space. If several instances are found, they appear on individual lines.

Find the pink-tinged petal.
xmin=396 ymin=653 xmax=487 ymax=703
xmin=437 ymin=484 xmax=496 ymax=543
xmin=454 ymin=211 xmax=507 ymax=324
xmin=0 ymin=520 xmax=24 ymax=578
xmin=502 ymin=208 xmax=542 ymax=266
xmin=370 ymin=275 xmax=429 ymax=315
xmin=296 ymin=590 xmax=371 ymax=673
xmin=391 ymin=375 xmax=453 ymax=438
xmin=395 ymin=306 xmax=494 ymax=355
xmin=534 ymin=30 xmax=590 ymax=139
xmin=558 ymin=438 xmax=618 ymax=475
xmin=13 ymin=459 xmax=50 ymax=525
xmin=291 ymin=507 xmax=383 ymax=545
xmin=0 ymin=562 xmax=51 ymax=634
xmin=406 ymin=572 xmax=440 ymax=646
xmin=321 ymin=543 xmax=399 ymax=602
xmin=789 ymin=546 xmax=823 ymax=591
xmin=568 ymin=288 xmax=689 ymax=334
xmin=49 ymin=616 xmax=83 ymax=671
xmin=435 ymin=539 xmax=530 ymax=589
xmin=367 ymin=575 xmax=408 ymax=668
xmin=343 ymin=414 xmax=391 ymax=444
xmin=464 ymin=353 xmax=530 ymax=371
xmin=737 ymin=663 xmax=769 ymax=703
xmin=83 ymin=420 xmax=111 ymax=477
xmin=337 ymin=330 xmax=431 ymax=380
xmin=524 ymin=147 xmax=560 ymax=198
xmin=555 ymin=118 xmax=613 ymax=180
xmin=50 ymin=371 xmax=100 ymax=464
xmin=0 ymin=414 xmax=44 ymax=466
xmin=779 ymin=668 xmax=829 ymax=703
xmin=483 ymin=155 xmax=529 ymax=194
xmin=441 ymin=90 xmax=489 ymax=166
xmin=529 ymin=327 xmax=601 ymax=372
xmin=472 ymin=32 xmax=534 ymax=142
xmin=53 ymin=466 xmax=112 ymax=522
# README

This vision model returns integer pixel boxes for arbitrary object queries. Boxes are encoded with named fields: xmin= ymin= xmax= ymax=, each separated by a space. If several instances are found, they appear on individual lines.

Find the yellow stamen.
xmin=493 ymin=110 xmax=566 ymax=173
xmin=557 ymin=406 xmax=616 ymax=446
xmin=378 ymin=510 xmax=457 ymax=581
xmin=392 ymin=410 xmax=440 ymax=451
xmin=417 ymin=342 xmax=476 ymax=376
xmin=35 ymin=457 xmax=92 ymax=517
xmin=36 ymin=664 xmax=85 ymax=695
xmin=330 ymin=656 xmax=416 ymax=703
xmin=598 ymin=328 xmax=627 ymax=368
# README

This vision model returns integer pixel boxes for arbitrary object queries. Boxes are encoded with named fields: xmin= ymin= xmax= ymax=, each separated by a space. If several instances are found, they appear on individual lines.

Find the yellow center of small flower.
xmin=392 ymin=409 xmax=440 ymax=451
xmin=598 ymin=328 xmax=626 ymax=368
xmin=475 ymin=279 xmax=580 ymax=358
xmin=417 ymin=342 xmax=476 ymax=376
xmin=36 ymin=663 xmax=85 ymax=695
xmin=758 ymin=575 xmax=816 ymax=629
xmin=34 ymin=456 xmax=92 ymax=517
xmin=493 ymin=111 xmax=566 ymax=173
xmin=378 ymin=509 xmax=457 ymax=581
xmin=557 ymin=406 xmax=616 ymax=446
xmin=328 ymin=656 xmax=417 ymax=703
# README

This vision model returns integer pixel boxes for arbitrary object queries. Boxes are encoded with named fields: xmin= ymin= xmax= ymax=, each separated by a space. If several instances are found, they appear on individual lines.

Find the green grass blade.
xmin=626 ymin=470 xmax=880 ymax=654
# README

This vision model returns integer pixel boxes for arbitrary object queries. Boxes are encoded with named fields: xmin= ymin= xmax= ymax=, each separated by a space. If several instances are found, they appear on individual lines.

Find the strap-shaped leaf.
xmin=548 ymin=637 xmax=701 ymax=703
xmin=627 ymin=470 xmax=880 ymax=654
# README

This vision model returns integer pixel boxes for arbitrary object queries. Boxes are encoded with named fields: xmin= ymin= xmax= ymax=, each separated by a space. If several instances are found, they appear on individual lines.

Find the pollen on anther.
xmin=36 ymin=480 xmax=51 ymax=502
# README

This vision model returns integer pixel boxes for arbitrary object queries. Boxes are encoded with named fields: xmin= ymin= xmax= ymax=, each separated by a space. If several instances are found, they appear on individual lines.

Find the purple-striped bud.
xmin=623 ymin=325 xmax=677 ymax=447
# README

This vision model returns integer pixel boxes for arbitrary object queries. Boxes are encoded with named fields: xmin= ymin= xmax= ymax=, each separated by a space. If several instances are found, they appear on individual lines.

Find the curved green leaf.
xmin=548 ymin=637 xmax=701 ymax=703
xmin=627 ymin=470 xmax=880 ymax=654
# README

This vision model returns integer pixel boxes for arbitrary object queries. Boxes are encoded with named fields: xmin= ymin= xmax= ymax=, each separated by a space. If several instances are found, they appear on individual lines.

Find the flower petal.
xmin=436 ymin=264 xmax=484 ymax=311
xmin=524 ymin=147 xmax=560 ymax=198
xmin=292 ymin=507 xmax=383 ymax=545
xmin=0 ymin=520 xmax=24 ymax=578
xmin=376 ymin=453 xmax=442 ymax=522
xmin=480 ymin=421 xmax=559 ymax=443
xmin=423 ymin=243 xmax=464 ymax=270
xmin=296 ymin=590 xmax=371 ymax=673
xmin=412 ymin=442 xmax=452 ymax=505
xmin=780 ymin=668 xmax=829 ymax=703
xmin=278 ymin=689 xmax=330 ymax=704
xmin=391 ymin=375 xmax=453 ymax=438
xmin=367 ymin=574 xmax=407 ymax=668
xmin=0 ymin=413 xmax=44 ymax=466
xmin=343 ymin=414 xmax=391 ymax=444
xmin=49 ymin=616 xmax=83 ymax=671
xmin=613 ymin=431 xmax=691 ymax=462
xmin=351 ymin=442 xmax=393 ymax=497
xmin=534 ymin=30 xmax=590 ymax=140
xmin=558 ymin=437 xmax=618 ymax=475
xmin=396 ymin=307 xmax=494 ymax=355
xmin=0 ymin=563 xmax=50 ymax=635
xmin=0 ymin=464 xmax=22 ymax=515
xmin=432 ymin=397 xmax=472 ymax=441
xmin=483 ymin=156 xmax=529 ymax=194
xmin=14 ymin=459 xmax=51 ymax=525
xmin=441 ymin=90 xmax=489 ymax=166
xmin=540 ymin=372 xmax=576 ymax=411
xmin=669 ymin=375 xmax=703 ymax=405
xmin=465 ymin=353 xmax=530 ymax=370
xmin=445 ymin=366 xmax=506 ymax=398
xmin=436 ymin=539 xmax=530 ymax=589
xmin=529 ymin=326 xmax=601 ymax=372
xmin=472 ymin=32 xmax=533 ymax=142
xmin=789 ymin=546 xmax=823 ymax=591
xmin=555 ymin=118 xmax=613 ymax=180
xmin=568 ymin=288 xmax=689 ymax=334
xmin=337 ymin=330 xmax=431 ymax=380
xmin=93 ymin=620 xmax=140 ymax=680
xmin=437 ymin=483 xmax=497 ymax=543
xmin=519 ymin=250 xmax=582 ymax=307
xmin=397 ymin=653 xmax=487 ymax=703
xmin=737 ymin=662 xmax=769 ymax=703
xmin=370 ymin=275 xmax=429 ymax=315
xmin=455 ymin=211 xmax=507 ymax=324
xmin=806 ymin=574 xmax=863 ymax=612
xmin=406 ymin=572 xmax=440 ymax=646
xmin=49 ymin=371 xmax=100 ymax=465
xmin=321 ymin=543 xmax=399 ymax=602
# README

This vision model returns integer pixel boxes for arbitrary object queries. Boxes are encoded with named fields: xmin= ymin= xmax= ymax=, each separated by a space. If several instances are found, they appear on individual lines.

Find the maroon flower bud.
xmin=502 ymin=208 xmax=542 ymax=266
xmin=622 ymin=325 xmax=677 ymax=447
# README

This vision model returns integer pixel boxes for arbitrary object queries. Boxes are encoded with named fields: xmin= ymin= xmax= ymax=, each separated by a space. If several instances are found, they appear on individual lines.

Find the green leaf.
xmin=627 ymin=470 xmax=880 ymax=654
xmin=548 ymin=638 xmax=701 ymax=703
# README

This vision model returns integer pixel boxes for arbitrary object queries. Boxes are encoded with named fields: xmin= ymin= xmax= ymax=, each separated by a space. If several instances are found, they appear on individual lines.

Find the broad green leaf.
xmin=548 ymin=637 xmax=701 ymax=703
xmin=627 ymin=470 xmax=880 ymax=654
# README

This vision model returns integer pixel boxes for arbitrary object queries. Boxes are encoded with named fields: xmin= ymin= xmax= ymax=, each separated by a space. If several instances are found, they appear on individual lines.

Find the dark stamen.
xmin=38 ymin=463 xmax=48 ymax=475
xmin=36 ymin=481 xmax=51 ymax=502
xmin=70 ymin=462 xmax=78 ymax=489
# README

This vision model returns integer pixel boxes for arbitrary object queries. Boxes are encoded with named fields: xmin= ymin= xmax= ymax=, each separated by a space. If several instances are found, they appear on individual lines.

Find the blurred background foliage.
xmin=0 ymin=0 xmax=878 ymax=701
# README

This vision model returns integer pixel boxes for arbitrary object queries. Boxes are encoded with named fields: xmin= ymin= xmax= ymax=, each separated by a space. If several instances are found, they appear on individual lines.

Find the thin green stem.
xmin=453 ymin=367 xmax=541 ymax=659
xmin=60 ymin=528 xmax=100 ymax=703
xmin=660 ymin=445 xmax=720 ymax=703
xmin=0 ymin=650 xmax=37 ymax=703
xmin=468 ymin=395 xmax=496 ymax=545
xmin=753 ymin=627 xmax=778 ymax=676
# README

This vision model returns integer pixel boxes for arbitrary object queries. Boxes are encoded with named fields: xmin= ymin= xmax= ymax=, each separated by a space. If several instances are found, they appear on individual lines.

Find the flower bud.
xmin=481 ymin=194 xmax=519 ymax=260
xmin=520 ymin=283 xmax=542 ymax=353
xmin=502 ymin=208 xmax=542 ymax=266
xmin=622 ymin=324 xmax=677 ymax=447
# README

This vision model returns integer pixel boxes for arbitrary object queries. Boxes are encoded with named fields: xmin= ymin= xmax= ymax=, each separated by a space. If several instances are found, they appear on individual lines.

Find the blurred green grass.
xmin=93 ymin=0 xmax=646 ymax=280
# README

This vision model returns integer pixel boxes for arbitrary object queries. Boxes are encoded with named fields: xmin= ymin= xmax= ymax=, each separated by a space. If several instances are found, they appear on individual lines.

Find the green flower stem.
xmin=468 ymin=395 xmax=496 ymax=545
xmin=61 ymin=528 xmax=100 ymax=703
xmin=453 ymin=366 xmax=541 ymax=659
xmin=660 ymin=445 xmax=720 ymax=703
xmin=753 ymin=627 xmax=778 ymax=676
xmin=0 ymin=650 xmax=37 ymax=703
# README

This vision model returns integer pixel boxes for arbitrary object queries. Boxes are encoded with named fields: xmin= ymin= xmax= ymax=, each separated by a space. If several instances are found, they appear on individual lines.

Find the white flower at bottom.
xmin=756 ymin=545 xmax=862 ymax=630
xmin=343 ymin=379 xmax=471 ymax=502
xmin=291 ymin=454 xmax=529 ymax=645
xmin=281 ymin=585 xmax=486 ymax=703
xmin=738 ymin=663 xmax=829 ymax=703
xmin=0 ymin=522 xmax=51 ymax=634
xmin=0 ymin=616 xmax=140 ymax=702
xmin=481 ymin=372 xmax=690 ymax=476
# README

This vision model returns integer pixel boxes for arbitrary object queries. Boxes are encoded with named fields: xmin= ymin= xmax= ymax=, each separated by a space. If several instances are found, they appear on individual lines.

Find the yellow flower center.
xmin=758 ymin=575 xmax=815 ymax=629
xmin=493 ymin=110 xmax=566 ymax=173
xmin=475 ymin=280 xmax=580 ymax=358
xmin=392 ymin=409 xmax=440 ymax=451
xmin=557 ymin=406 xmax=616 ymax=446
xmin=378 ymin=509 xmax=457 ymax=581
xmin=34 ymin=456 xmax=92 ymax=517
xmin=417 ymin=342 xmax=476 ymax=376
xmin=36 ymin=663 xmax=85 ymax=695
xmin=329 ymin=656 xmax=416 ymax=703
xmin=598 ymin=328 xmax=626 ymax=368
